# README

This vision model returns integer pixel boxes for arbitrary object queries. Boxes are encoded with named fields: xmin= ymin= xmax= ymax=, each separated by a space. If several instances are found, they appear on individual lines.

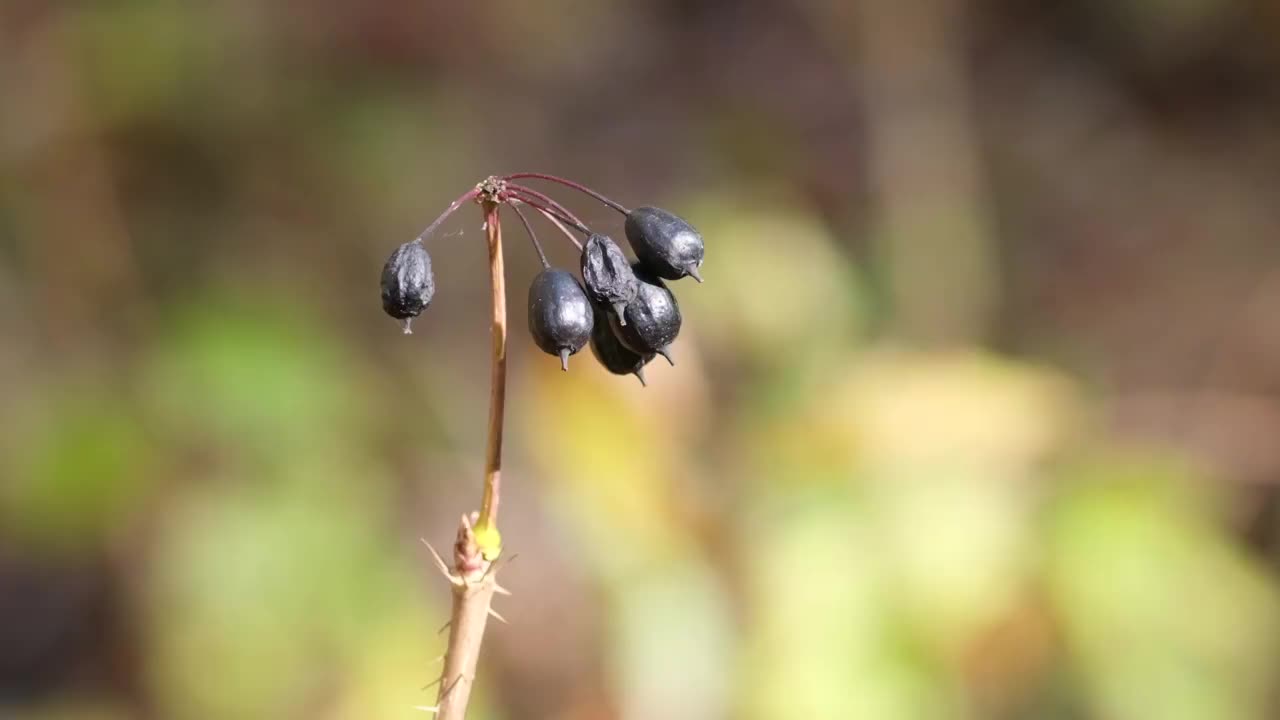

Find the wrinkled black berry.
xmin=580 ymin=234 xmax=638 ymax=323
xmin=624 ymin=206 xmax=704 ymax=282
xmin=528 ymin=268 xmax=594 ymax=370
xmin=589 ymin=301 xmax=653 ymax=385
xmin=381 ymin=240 xmax=435 ymax=333
xmin=610 ymin=264 xmax=681 ymax=365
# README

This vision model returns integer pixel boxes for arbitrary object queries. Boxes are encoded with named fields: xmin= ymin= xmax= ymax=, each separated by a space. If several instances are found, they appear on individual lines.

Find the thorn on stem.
xmin=422 ymin=540 xmax=461 ymax=585
xmin=439 ymin=674 xmax=463 ymax=702
xmin=488 ymin=607 xmax=509 ymax=624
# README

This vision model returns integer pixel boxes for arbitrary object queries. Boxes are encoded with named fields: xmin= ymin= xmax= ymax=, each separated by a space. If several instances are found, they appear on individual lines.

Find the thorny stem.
xmin=506 ymin=184 xmax=590 ymax=235
xmin=503 ymin=172 xmax=631 ymax=215
xmin=507 ymin=201 xmax=549 ymax=269
xmin=416 ymin=187 xmax=482 ymax=243
xmin=429 ymin=197 xmax=506 ymax=720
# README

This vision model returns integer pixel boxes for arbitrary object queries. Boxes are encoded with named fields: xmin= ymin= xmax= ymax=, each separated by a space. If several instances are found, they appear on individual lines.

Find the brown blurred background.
xmin=3 ymin=1 xmax=1280 ymax=719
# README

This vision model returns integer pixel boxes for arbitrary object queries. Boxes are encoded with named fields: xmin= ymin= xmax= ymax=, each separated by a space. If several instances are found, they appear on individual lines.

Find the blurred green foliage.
xmin=5 ymin=387 xmax=152 ymax=553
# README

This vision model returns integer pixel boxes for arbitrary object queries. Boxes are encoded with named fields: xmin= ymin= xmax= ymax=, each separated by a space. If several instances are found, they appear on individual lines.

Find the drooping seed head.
xmin=381 ymin=240 xmax=435 ymax=333
xmin=589 ymin=300 xmax=653 ymax=385
xmin=624 ymin=206 xmax=704 ymax=282
xmin=610 ymin=263 xmax=682 ymax=361
xmin=581 ymin=234 xmax=638 ymax=322
xmin=528 ymin=268 xmax=594 ymax=370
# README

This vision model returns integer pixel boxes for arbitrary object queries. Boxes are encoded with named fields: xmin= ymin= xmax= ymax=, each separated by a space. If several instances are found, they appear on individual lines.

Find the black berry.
xmin=381 ymin=240 xmax=435 ymax=333
xmin=580 ymin=233 xmax=638 ymax=322
xmin=610 ymin=264 xmax=681 ymax=365
xmin=528 ymin=268 xmax=594 ymax=370
xmin=589 ymin=301 xmax=653 ymax=385
xmin=624 ymin=206 xmax=704 ymax=282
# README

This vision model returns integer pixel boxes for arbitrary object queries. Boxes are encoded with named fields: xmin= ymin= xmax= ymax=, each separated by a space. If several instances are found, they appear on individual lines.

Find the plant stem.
xmin=431 ymin=199 xmax=506 ymax=720
xmin=416 ymin=187 xmax=481 ymax=243
xmin=530 ymin=205 xmax=584 ymax=251
xmin=432 ymin=527 xmax=499 ymax=720
xmin=506 ymin=184 xmax=591 ymax=235
xmin=478 ymin=199 xmax=506 ymax=533
xmin=503 ymin=172 xmax=631 ymax=215
xmin=507 ymin=202 xmax=550 ymax=269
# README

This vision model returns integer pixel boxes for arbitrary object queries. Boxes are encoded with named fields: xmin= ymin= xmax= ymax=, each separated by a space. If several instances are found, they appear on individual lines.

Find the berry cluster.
xmin=380 ymin=174 xmax=703 ymax=385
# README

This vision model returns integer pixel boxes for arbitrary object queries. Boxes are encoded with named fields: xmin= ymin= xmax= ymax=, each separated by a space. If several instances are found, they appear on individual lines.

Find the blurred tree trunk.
xmin=808 ymin=0 xmax=998 ymax=345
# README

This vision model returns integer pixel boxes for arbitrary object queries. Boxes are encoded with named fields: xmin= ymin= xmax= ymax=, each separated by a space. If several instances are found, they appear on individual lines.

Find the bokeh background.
xmin=4 ymin=1 xmax=1280 ymax=719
